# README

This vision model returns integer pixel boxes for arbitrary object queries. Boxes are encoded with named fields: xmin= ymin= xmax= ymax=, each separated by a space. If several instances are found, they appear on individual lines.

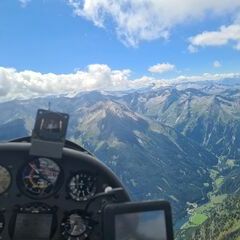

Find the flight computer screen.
xmin=14 ymin=213 xmax=53 ymax=239
xmin=115 ymin=210 xmax=167 ymax=240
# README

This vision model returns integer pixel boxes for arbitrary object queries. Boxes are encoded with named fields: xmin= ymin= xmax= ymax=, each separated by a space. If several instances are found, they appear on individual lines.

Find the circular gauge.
xmin=0 ymin=212 xmax=4 ymax=233
xmin=19 ymin=158 xmax=63 ymax=199
xmin=61 ymin=211 xmax=94 ymax=240
xmin=0 ymin=165 xmax=11 ymax=194
xmin=68 ymin=171 xmax=97 ymax=202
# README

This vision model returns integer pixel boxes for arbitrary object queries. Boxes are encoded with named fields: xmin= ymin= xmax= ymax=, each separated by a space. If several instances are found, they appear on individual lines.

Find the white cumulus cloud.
xmin=0 ymin=65 xmax=239 ymax=102
xmin=67 ymin=0 xmax=240 ymax=47
xmin=0 ymin=65 xmax=132 ymax=101
xmin=148 ymin=63 xmax=175 ymax=74
xmin=189 ymin=23 xmax=240 ymax=51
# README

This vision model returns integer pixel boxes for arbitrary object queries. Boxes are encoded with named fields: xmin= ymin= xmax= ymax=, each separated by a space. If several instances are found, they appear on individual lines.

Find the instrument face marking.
xmin=68 ymin=171 xmax=97 ymax=202
xmin=0 ymin=165 xmax=11 ymax=194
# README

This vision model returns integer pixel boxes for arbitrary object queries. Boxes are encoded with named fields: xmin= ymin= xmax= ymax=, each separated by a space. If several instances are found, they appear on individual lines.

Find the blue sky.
xmin=0 ymin=0 xmax=240 ymax=100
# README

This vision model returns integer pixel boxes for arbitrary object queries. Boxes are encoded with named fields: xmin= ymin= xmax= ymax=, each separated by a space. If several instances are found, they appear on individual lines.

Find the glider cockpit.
xmin=0 ymin=109 xmax=174 ymax=240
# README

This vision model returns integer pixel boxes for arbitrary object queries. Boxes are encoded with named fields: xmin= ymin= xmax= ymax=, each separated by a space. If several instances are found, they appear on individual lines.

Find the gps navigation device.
xmin=103 ymin=201 xmax=174 ymax=240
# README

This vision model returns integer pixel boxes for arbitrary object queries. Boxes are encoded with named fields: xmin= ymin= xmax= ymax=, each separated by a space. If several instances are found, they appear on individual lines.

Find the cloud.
xmin=0 ymin=65 xmax=239 ymax=102
xmin=173 ymin=72 xmax=240 ymax=83
xmin=188 ymin=44 xmax=198 ymax=53
xmin=148 ymin=63 xmax=175 ymax=74
xmin=213 ymin=61 xmax=221 ymax=68
xmin=19 ymin=0 xmax=31 ymax=7
xmin=67 ymin=0 xmax=240 ymax=47
xmin=189 ymin=24 xmax=240 ymax=51
xmin=0 ymin=65 xmax=131 ymax=101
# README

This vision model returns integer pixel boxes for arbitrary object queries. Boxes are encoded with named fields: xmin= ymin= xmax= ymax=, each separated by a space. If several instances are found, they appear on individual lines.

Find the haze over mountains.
xmin=0 ymin=79 xmax=240 ymax=238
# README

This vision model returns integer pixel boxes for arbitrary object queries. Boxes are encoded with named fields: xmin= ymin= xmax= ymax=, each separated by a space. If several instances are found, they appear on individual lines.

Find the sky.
xmin=0 ymin=0 xmax=240 ymax=100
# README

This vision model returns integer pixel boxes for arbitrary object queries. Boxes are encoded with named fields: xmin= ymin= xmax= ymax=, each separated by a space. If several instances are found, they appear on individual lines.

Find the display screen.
xmin=14 ymin=213 xmax=53 ymax=239
xmin=40 ymin=117 xmax=63 ymax=133
xmin=115 ymin=210 xmax=167 ymax=240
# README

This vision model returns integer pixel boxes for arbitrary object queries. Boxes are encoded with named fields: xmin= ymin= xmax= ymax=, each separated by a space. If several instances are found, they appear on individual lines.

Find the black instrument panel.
xmin=0 ymin=143 xmax=130 ymax=240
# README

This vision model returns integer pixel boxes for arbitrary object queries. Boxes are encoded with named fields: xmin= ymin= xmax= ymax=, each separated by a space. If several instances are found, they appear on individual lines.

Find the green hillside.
xmin=177 ymin=195 xmax=240 ymax=240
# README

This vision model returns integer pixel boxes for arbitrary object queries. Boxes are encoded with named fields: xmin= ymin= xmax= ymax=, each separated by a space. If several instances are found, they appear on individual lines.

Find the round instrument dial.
xmin=19 ymin=158 xmax=63 ymax=198
xmin=68 ymin=172 xmax=97 ymax=202
xmin=0 ymin=165 xmax=11 ymax=194
xmin=61 ymin=211 xmax=93 ymax=240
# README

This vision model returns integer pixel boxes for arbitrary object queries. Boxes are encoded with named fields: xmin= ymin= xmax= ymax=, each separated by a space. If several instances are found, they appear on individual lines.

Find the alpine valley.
xmin=1 ymin=79 xmax=240 ymax=239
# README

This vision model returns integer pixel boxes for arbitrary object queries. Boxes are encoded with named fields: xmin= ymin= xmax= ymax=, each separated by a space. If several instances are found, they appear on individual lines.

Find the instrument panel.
xmin=0 ymin=143 xmax=130 ymax=240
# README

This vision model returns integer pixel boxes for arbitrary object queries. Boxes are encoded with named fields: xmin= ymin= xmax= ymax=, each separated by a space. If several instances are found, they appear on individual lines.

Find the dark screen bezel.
xmin=103 ymin=201 xmax=174 ymax=240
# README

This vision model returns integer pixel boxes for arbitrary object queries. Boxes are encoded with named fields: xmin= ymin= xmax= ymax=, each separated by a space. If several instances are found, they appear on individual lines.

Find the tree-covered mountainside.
xmin=177 ymin=195 xmax=240 ymax=240
xmin=0 ymin=83 xmax=240 ymax=238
